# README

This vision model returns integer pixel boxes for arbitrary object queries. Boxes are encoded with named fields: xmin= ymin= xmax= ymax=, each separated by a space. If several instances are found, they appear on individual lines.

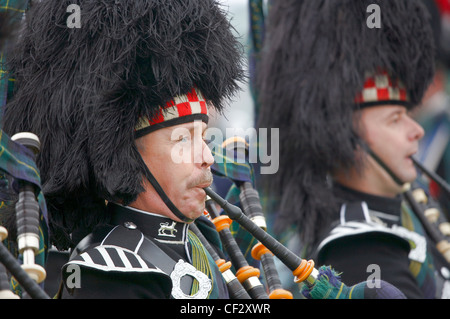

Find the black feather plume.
xmin=2 ymin=0 xmax=245 ymax=249
xmin=256 ymin=0 xmax=435 ymax=247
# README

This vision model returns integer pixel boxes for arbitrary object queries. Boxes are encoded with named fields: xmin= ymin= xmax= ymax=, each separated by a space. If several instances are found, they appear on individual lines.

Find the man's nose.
xmin=201 ymin=140 xmax=214 ymax=168
xmin=192 ymin=136 xmax=214 ymax=167
xmin=408 ymin=116 xmax=425 ymax=141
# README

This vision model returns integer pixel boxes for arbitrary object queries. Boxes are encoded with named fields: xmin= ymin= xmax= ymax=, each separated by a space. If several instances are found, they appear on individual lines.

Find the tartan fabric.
xmin=301 ymin=265 xmax=406 ymax=299
xmin=210 ymin=138 xmax=254 ymax=185
xmin=135 ymin=87 xmax=208 ymax=137
xmin=0 ymin=0 xmax=27 ymax=13
xmin=0 ymin=131 xmax=45 ymax=201
xmin=209 ymin=142 xmax=260 ymax=269
xmin=0 ymin=0 xmax=29 ymax=120
xmin=0 ymin=130 xmax=48 ymax=296
xmin=354 ymin=71 xmax=409 ymax=106
xmin=0 ymin=0 xmax=44 ymax=297
xmin=400 ymin=202 xmax=437 ymax=298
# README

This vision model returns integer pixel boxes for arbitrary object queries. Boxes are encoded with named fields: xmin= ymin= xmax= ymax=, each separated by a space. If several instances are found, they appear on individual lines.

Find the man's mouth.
xmin=194 ymin=171 xmax=213 ymax=189
xmin=196 ymin=181 xmax=212 ymax=189
xmin=406 ymin=146 xmax=418 ymax=158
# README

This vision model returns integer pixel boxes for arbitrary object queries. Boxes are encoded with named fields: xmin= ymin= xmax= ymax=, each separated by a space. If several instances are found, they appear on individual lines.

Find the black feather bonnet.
xmin=2 ymin=0 xmax=245 ymax=249
xmin=256 ymin=0 xmax=435 ymax=246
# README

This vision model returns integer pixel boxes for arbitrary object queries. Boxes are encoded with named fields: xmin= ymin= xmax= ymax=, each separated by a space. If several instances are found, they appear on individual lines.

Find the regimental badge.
xmin=158 ymin=221 xmax=178 ymax=238
xmin=170 ymin=260 xmax=212 ymax=299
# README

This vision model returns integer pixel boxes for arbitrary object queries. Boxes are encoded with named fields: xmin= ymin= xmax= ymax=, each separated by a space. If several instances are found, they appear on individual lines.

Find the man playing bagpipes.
xmin=256 ymin=0 xmax=450 ymax=298
xmin=1 ymin=0 xmax=245 ymax=299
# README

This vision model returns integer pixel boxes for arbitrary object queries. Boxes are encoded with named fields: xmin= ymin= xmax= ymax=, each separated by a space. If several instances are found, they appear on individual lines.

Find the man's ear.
xmin=351 ymin=109 xmax=366 ymax=138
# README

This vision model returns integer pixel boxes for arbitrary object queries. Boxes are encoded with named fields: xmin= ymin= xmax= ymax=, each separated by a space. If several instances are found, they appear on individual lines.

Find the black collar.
xmin=333 ymin=183 xmax=402 ymax=217
xmin=107 ymin=203 xmax=190 ymax=245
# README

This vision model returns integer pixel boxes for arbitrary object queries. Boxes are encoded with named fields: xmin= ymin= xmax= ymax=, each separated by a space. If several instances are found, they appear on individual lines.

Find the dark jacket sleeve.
xmin=60 ymin=245 xmax=173 ymax=299
xmin=62 ymin=266 xmax=171 ymax=299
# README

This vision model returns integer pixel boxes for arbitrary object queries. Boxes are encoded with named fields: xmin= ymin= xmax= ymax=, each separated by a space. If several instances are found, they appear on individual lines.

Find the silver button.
xmin=124 ymin=221 xmax=137 ymax=230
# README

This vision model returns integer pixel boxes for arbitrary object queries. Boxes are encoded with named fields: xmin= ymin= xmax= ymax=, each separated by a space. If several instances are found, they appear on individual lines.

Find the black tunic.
xmin=60 ymin=203 xmax=229 ymax=299
xmin=315 ymin=184 xmax=437 ymax=299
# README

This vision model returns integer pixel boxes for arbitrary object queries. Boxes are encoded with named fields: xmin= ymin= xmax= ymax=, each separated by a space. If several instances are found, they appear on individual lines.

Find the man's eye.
xmin=390 ymin=113 xmax=402 ymax=124
xmin=177 ymin=136 xmax=189 ymax=143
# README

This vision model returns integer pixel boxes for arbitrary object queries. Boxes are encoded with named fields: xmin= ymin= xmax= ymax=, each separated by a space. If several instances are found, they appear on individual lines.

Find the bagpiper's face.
xmin=357 ymin=104 xmax=424 ymax=195
xmin=132 ymin=121 xmax=214 ymax=222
